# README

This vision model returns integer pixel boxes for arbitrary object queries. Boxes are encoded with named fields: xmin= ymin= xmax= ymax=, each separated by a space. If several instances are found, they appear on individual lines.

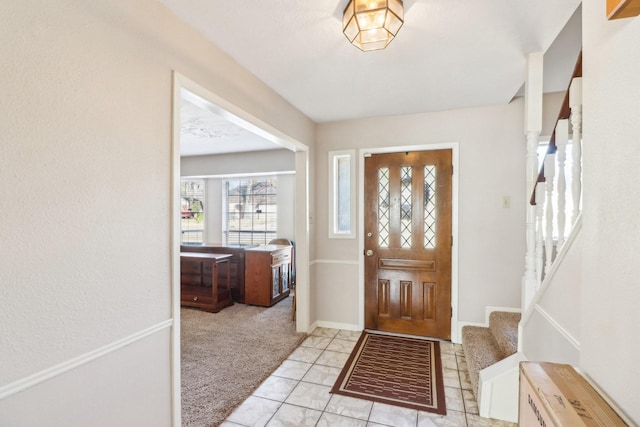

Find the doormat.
xmin=330 ymin=331 xmax=446 ymax=414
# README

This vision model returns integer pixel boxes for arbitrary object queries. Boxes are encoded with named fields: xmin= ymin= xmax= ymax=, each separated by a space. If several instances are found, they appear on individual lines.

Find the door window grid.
xmin=400 ymin=166 xmax=412 ymax=248
xmin=378 ymin=167 xmax=390 ymax=248
xmin=224 ymin=177 xmax=277 ymax=245
xmin=424 ymin=165 xmax=437 ymax=249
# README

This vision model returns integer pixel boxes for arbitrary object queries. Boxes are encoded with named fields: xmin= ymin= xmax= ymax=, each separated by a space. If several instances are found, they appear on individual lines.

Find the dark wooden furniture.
xmin=180 ymin=244 xmax=256 ymax=303
xmin=180 ymin=252 xmax=233 ymax=313
xmin=245 ymin=245 xmax=292 ymax=307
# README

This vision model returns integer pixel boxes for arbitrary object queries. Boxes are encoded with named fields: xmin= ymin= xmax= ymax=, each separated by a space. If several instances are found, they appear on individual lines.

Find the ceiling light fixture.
xmin=342 ymin=0 xmax=404 ymax=52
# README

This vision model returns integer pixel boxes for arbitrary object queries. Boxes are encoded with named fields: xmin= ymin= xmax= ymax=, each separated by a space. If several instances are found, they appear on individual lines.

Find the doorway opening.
xmin=171 ymin=72 xmax=311 ymax=424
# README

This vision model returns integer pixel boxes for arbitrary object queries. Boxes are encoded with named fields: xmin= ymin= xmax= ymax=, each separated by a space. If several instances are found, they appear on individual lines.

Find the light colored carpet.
xmin=181 ymin=296 xmax=306 ymax=427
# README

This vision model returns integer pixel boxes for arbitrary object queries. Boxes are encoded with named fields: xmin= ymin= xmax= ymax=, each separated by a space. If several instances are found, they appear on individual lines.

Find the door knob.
xmin=366 ymin=249 xmax=374 ymax=257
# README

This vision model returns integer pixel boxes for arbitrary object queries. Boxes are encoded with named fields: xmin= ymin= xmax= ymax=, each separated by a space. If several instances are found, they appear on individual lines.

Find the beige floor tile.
xmin=456 ymin=355 xmax=468 ymax=371
xmin=439 ymin=342 xmax=462 ymax=355
xmin=311 ymin=327 xmax=340 ymax=338
xmin=272 ymin=359 xmax=312 ymax=380
xmin=462 ymin=389 xmax=479 ymax=415
xmin=300 ymin=335 xmax=332 ymax=350
xmin=458 ymin=369 xmax=473 ymax=390
xmin=301 ymin=364 xmax=342 ymax=386
xmin=266 ymin=403 xmax=322 ymax=427
xmin=418 ymin=409 xmax=468 ymax=426
xmin=300 ymin=335 xmax=333 ymax=350
xmin=252 ymin=376 xmax=299 ymax=402
xmin=368 ymin=402 xmax=418 ymax=427
xmin=325 ymin=394 xmax=373 ymax=420
xmin=287 ymin=346 xmax=323 ymax=363
xmin=440 ymin=353 xmax=458 ymax=370
xmin=284 ymin=381 xmax=333 ymax=411
xmin=317 ymin=412 xmax=368 ymax=427
xmin=444 ymin=386 xmax=465 ymax=412
xmin=335 ymin=330 xmax=364 ymax=341
xmin=226 ymin=396 xmax=281 ymax=427
xmin=442 ymin=368 xmax=461 ymax=388
xmin=465 ymin=414 xmax=517 ymax=427
xmin=327 ymin=337 xmax=359 ymax=354
xmin=315 ymin=349 xmax=350 ymax=368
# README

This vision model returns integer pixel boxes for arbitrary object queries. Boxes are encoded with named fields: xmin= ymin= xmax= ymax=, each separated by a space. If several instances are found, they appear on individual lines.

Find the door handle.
xmin=366 ymin=249 xmax=374 ymax=257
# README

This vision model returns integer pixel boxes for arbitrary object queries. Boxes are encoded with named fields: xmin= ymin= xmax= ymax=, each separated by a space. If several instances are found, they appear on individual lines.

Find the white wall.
xmin=522 ymin=228 xmax=582 ymax=366
xmin=314 ymin=96 xmax=562 ymax=331
xmin=181 ymin=149 xmax=295 ymax=177
xmin=581 ymin=4 xmax=640 ymax=423
xmin=0 ymin=1 xmax=314 ymax=425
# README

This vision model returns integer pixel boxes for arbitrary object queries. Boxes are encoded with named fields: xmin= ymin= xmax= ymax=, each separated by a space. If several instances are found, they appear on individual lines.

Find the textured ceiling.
xmin=170 ymin=1 xmax=582 ymax=156
xmin=180 ymin=97 xmax=281 ymax=157
xmin=162 ymin=0 xmax=582 ymax=124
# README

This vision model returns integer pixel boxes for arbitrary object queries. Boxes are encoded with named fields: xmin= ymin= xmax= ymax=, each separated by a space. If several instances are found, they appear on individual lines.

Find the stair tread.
xmin=489 ymin=311 xmax=521 ymax=358
xmin=461 ymin=326 xmax=504 ymax=398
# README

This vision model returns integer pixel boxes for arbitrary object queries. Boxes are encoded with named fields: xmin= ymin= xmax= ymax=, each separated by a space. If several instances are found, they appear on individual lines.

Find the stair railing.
xmin=530 ymin=53 xmax=582 ymax=286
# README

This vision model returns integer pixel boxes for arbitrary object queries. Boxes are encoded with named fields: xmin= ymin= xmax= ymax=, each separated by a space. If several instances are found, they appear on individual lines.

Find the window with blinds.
xmin=224 ymin=177 xmax=277 ymax=245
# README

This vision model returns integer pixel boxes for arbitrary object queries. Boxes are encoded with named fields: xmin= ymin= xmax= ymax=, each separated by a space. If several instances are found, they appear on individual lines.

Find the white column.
xmin=555 ymin=119 xmax=569 ymax=248
xmin=522 ymin=52 xmax=543 ymax=311
xmin=544 ymin=154 xmax=556 ymax=275
xmin=570 ymin=77 xmax=583 ymax=224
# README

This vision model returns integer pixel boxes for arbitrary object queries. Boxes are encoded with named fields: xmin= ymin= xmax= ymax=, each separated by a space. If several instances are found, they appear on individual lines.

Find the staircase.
xmin=461 ymin=311 xmax=520 ymax=399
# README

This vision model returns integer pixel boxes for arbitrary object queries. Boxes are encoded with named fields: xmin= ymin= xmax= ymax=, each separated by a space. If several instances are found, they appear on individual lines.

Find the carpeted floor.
xmin=181 ymin=296 xmax=306 ymax=427
xmin=330 ymin=332 xmax=447 ymax=415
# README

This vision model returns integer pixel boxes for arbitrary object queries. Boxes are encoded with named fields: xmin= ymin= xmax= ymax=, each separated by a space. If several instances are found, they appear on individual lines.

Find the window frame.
xmin=223 ymin=175 xmax=278 ymax=245
xmin=328 ymin=149 xmax=356 ymax=239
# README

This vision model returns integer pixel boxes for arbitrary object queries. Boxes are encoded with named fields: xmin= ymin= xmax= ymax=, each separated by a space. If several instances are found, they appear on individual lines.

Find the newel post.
xmin=522 ymin=52 xmax=543 ymax=311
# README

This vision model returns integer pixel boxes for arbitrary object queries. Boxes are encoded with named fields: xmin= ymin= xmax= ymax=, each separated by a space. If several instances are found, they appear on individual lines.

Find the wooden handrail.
xmin=530 ymin=52 xmax=582 ymax=205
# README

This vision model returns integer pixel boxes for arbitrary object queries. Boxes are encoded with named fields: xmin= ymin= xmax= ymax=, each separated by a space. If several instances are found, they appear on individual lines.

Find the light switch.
xmin=502 ymin=196 xmax=511 ymax=209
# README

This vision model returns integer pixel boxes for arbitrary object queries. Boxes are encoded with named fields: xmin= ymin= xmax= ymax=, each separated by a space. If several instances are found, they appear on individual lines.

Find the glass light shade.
xmin=343 ymin=0 xmax=404 ymax=52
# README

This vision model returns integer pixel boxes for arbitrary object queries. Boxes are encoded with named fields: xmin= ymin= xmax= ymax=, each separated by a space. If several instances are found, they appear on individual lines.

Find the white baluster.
xmin=570 ymin=77 xmax=582 ymax=224
xmin=555 ymin=120 xmax=569 ymax=248
xmin=535 ymin=185 xmax=544 ymax=287
xmin=544 ymin=154 xmax=556 ymax=275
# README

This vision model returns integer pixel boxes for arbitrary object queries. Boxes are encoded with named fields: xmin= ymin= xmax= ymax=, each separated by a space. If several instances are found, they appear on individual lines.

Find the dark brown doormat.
xmin=330 ymin=331 xmax=447 ymax=414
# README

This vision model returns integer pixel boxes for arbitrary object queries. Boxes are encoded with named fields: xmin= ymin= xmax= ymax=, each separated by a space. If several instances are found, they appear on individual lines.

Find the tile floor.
xmin=222 ymin=327 xmax=517 ymax=427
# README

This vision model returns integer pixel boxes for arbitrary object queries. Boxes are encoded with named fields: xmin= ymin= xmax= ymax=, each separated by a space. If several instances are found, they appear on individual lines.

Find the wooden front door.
xmin=364 ymin=150 xmax=452 ymax=339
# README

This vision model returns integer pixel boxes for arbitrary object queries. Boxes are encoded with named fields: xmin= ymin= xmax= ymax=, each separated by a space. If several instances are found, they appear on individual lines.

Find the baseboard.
xmin=309 ymin=320 xmax=361 ymax=334
xmin=0 ymin=319 xmax=173 ymax=400
xmin=309 ymin=259 xmax=359 ymax=266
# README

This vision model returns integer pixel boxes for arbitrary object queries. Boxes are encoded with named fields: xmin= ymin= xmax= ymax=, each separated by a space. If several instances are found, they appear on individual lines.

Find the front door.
xmin=364 ymin=150 xmax=452 ymax=339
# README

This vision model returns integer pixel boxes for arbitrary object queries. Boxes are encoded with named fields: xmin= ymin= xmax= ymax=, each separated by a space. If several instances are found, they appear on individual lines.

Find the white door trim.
xmin=358 ymin=143 xmax=460 ymax=342
xmin=171 ymin=72 xmax=310 ymax=426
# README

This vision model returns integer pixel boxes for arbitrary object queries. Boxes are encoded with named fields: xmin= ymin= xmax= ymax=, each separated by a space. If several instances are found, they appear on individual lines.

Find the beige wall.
xmin=0 ymin=1 xmax=314 ymax=425
xmin=313 ymin=94 xmax=563 ymax=332
xmin=581 ymin=3 xmax=640 ymax=423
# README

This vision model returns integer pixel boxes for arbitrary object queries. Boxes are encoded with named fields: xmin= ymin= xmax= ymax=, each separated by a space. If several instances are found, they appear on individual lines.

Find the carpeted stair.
xmin=461 ymin=311 xmax=521 ymax=399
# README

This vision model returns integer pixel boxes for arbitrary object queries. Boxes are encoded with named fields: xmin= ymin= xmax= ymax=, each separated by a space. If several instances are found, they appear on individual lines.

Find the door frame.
xmin=357 ymin=143 xmax=460 ymax=342
xmin=171 ymin=72 xmax=311 ymax=425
